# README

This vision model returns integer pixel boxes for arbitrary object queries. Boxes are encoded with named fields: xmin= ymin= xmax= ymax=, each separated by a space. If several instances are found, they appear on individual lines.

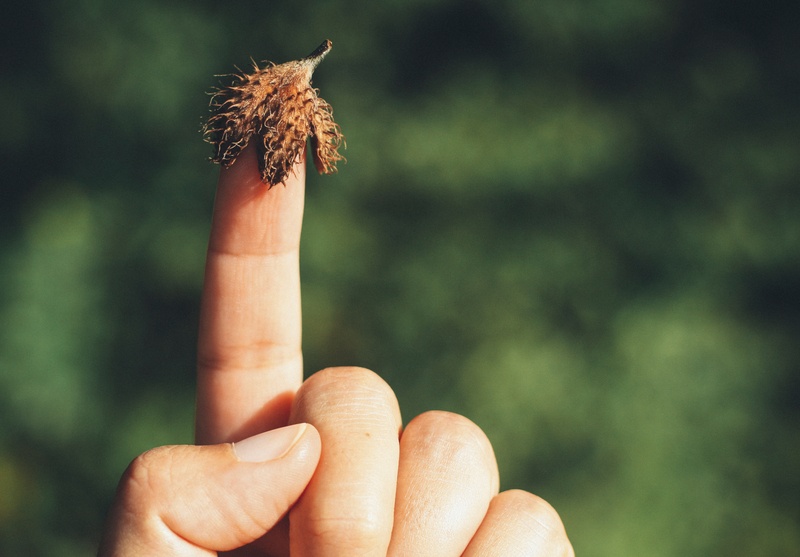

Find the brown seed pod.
xmin=203 ymin=40 xmax=345 ymax=186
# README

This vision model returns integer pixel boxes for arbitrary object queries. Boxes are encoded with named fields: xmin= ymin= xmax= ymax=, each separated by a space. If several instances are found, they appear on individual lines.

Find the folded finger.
xmin=387 ymin=411 xmax=499 ymax=557
xmin=288 ymin=367 xmax=402 ymax=556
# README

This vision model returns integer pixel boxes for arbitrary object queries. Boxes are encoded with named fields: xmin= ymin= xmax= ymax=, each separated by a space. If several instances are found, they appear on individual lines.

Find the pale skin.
xmin=98 ymin=145 xmax=575 ymax=556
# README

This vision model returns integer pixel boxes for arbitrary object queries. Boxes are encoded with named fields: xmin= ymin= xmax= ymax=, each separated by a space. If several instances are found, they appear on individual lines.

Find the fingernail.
xmin=233 ymin=423 xmax=307 ymax=463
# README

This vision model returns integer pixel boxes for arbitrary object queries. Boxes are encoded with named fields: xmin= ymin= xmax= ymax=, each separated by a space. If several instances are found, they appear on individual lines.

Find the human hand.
xmin=99 ymin=146 xmax=574 ymax=555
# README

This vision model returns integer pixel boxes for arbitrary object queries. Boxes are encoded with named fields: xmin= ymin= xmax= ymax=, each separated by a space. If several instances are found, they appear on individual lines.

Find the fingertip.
xmin=208 ymin=144 xmax=305 ymax=256
xmin=403 ymin=410 xmax=500 ymax=494
xmin=293 ymin=367 xmax=402 ymax=430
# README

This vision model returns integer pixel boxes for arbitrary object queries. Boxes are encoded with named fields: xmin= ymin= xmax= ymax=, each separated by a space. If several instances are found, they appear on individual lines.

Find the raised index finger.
xmin=195 ymin=146 xmax=305 ymax=444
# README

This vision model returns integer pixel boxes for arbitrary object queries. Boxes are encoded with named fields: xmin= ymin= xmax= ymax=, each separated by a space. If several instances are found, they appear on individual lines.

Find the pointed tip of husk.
xmin=302 ymin=39 xmax=333 ymax=72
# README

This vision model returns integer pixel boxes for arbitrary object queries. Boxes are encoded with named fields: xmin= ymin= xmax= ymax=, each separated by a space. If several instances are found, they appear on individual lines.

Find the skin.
xmin=99 ymin=146 xmax=575 ymax=556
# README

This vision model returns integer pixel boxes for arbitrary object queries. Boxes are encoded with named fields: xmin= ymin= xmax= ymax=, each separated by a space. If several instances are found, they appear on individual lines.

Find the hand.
xmin=99 ymin=146 xmax=574 ymax=556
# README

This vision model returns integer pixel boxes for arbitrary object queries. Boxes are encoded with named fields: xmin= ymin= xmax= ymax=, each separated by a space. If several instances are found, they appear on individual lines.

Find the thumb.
xmin=99 ymin=423 xmax=320 ymax=556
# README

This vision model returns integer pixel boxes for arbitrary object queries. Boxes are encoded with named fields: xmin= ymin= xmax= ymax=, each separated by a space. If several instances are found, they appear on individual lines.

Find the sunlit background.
xmin=2 ymin=0 xmax=799 ymax=555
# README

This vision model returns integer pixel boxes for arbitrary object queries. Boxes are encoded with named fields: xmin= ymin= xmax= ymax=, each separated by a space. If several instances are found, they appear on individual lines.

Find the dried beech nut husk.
xmin=203 ymin=40 xmax=345 ymax=186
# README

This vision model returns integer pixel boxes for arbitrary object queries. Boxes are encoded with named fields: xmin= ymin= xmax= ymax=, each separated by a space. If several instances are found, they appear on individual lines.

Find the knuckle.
xmin=305 ymin=366 xmax=386 ymax=391
xmin=496 ymin=490 xmax=573 ymax=555
xmin=401 ymin=411 xmax=499 ymax=495
xmin=119 ymin=446 xmax=180 ymax=505
xmin=409 ymin=409 xmax=482 ymax=432
xmin=404 ymin=410 xmax=496 ymax=465
xmin=297 ymin=366 xmax=400 ymax=422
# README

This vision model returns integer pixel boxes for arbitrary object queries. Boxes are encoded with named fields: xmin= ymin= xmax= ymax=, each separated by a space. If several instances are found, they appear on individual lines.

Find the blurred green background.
xmin=1 ymin=0 xmax=799 ymax=554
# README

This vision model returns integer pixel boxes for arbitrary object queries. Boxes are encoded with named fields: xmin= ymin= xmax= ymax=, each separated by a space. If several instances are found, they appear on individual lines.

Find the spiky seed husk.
xmin=203 ymin=40 xmax=345 ymax=186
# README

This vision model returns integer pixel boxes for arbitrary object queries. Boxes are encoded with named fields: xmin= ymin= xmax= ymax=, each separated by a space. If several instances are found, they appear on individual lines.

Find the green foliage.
xmin=2 ymin=0 xmax=798 ymax=554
